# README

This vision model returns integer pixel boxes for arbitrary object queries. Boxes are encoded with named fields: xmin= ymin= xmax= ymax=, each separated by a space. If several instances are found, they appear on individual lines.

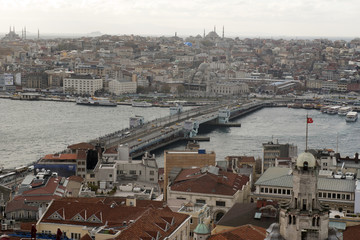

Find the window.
xmin=319 ymin=192 xmax=322 ymax=198
xmin=337 ymin=194 xmax=341 ymax=199
xmin=150 ymin=178 xmax=154 ymax=181
xmin=269 ymin=188 xmax=273 ymax=193
xmin=287 ymin=190 xmax=291 ymax=195
xmin=260 ymin=188 xmax=264 ymax=193
xmin=139 ymin=170 xmax=142 ymax=175
xmin=265 ymin=188 xmax=268 ymax=193
xmin=328 ymin=193 xmax=331 ymax=198
xmin=129 ymin=170 xmax=136 ymax=175
xmin=118 ymin=170 xmax=123 ymax=174
xmin=346 ymin=195 xmax=350 ymax=200
xmin=196 ymin=199 xmax=206 ymax=204
xmin=282 ymin=189 xmax=286 ymax=194
xmin=274 ymin=189 xmax=277 ymax=194
xmin=109 ymin=174 xmax=112 ymax=178
xmin=90 ymin=174 xmax=95 ymax=178
xmin=216 ymin=201 xmax=226 ymax=207
xmin=150 ymin=170 xmax=155 ymax=175
xmin=332 ymin=193 xmax=336 ymax=199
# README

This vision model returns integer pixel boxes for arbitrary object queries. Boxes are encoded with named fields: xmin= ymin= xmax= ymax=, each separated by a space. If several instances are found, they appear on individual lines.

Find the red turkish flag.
xmin=307 ymin=117 xmax=313 ymax=123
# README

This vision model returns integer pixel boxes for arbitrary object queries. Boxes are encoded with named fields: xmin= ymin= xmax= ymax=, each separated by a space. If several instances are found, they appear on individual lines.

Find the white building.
xmin=63 ymin=74 xmax=103 ymax=95
xmin=210 ymin=82 xmax=249 ymax=96
xmin=108 ymin=79 xmax=137 ymax=95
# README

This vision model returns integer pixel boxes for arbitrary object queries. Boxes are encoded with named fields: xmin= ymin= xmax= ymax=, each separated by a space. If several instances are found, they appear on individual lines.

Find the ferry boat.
xmin=338 ymin=106 xmax=352 ymax=116
xmin=345 ymin=111 xmax=358 ymax=122
xmin=327 ymin=106 xmax=341 ymax=115
xmin=132 ymin=101 xmax=152 ymax=107
xmin=320 ymin=106 xmax=330 ymax=113
xmin=76 ymin=97 xmax=117 ymax=107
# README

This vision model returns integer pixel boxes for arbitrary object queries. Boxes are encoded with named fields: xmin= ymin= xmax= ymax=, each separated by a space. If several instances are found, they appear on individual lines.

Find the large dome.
xmin=296 ymin=152 xmax=316 ymax=168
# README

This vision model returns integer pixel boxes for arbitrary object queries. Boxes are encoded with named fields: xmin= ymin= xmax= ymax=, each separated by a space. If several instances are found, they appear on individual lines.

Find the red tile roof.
xmin=67 ymin=142 xmax=95 ymax=150
xmin=208 ymin=224 xmax=266 ymax=240
xmin=115 ymin=207 xmax=189 ymax=240
xmin=68 ymin=175 xmax=84 ymax=183
xmin=43 ymin=154 xmax=77 ymax=160
xmin=343 ymin=224 xmax=360 ymax=240
xmin=103 ymin=147 xmax=118 ymax=155
xmin=171 ymin=169 xmax=249 ymax=196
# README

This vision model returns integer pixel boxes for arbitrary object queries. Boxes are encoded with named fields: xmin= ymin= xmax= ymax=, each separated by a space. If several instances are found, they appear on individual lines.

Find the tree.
xmin=160 ymin=84 xmax=171 ymax=93
xmin=176 ymin=85 xmax=186 ymax=95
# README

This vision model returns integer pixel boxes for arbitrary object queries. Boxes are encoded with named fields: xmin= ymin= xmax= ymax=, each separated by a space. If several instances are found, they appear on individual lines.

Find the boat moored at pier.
xmin=345 ymin=111 xmax=358 ymax=122
xmin=76 ymin=97 xmax=117 ymax=107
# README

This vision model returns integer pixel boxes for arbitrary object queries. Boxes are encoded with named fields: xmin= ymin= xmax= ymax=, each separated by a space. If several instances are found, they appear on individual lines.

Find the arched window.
xmin=293 ymin=216 xmax=296 ymax=225
xmin=288 ymin=215 xmax=292 ymax=224
xmin=303 ymin=161 xmax=308 ymax=171
xmin=317 ymin=217 xmax=320 ymax=227
xmin=312 ymin=217 xmax=316 ymax=226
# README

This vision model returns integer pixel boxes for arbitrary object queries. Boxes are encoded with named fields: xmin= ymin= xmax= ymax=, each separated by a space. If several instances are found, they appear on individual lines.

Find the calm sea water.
xmin=1 ymin=99 xmax=359 ymax=168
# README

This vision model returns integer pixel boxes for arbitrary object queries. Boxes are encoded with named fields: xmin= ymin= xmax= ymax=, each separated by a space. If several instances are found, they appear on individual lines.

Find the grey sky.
xmin=1 ymin=0 xmax=359 ymax=37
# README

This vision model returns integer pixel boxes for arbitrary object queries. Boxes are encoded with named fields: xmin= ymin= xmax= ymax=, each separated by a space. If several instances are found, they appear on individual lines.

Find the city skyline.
xmin=1 ymin=0 xmax=359 ymax=38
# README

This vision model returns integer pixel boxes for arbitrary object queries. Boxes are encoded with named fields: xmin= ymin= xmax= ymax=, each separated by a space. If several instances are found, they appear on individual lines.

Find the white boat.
xmin=320 ymin=106 xmax=330 ymax=113
xmin=132 ymin=101 xmax=152 ymax=107
xmin=327 ymin=106 xmax=341 ymax=115
xmin=345 ymin=111 xmax=358 ymax=122
xmin=338 ymin=106 xmax=352 ymax=116
xmin=76 ymin=97 xmax=117 ymax=107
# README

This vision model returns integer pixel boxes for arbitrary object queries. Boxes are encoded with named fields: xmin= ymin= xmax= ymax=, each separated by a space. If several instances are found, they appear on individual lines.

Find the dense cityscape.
xmin=2 ymin=26 xmax=360 ymax=240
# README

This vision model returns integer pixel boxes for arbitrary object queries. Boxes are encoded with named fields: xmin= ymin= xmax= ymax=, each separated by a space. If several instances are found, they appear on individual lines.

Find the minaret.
xmin=214 ymin=25 xmax=216 ymax=33
xmin=203 ymin=29 xmax=205 ymax=38
xmin=278 ymin=152 xmax=330 ymax=240
xmin=222 ymin=26 xmax=224 ymax=39
xmin=24 ymin=26 xmax=26 ymax=40
xmin=38 ymin=29 xmax=40 ymax=40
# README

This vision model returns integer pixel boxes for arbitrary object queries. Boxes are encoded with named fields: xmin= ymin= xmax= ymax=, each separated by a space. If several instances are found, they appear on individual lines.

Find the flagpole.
xmin=306 ymin=114 xmax=308 ymax=152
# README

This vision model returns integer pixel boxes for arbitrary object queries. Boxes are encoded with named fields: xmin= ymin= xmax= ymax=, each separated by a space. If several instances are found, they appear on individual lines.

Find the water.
xmin=1 ymin=99 xmax=359 ymax=168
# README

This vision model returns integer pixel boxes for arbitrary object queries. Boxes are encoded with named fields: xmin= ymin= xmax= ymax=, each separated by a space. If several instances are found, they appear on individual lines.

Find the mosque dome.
xmin=198 ymin=62 xmax=210 ymax=72
xmin=296 ymin=152 xmax=316 ymax=168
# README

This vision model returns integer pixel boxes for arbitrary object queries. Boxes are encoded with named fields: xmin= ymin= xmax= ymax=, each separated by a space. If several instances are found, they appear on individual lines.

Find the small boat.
xmin=76 ymin=97 xmax=117 ymax=107
xmin=132 ymin=101 xmax=152 ymax=107
xmin=327 ymin=106 xmax=341 ymax=115
xmin=338 ymin=106 xmax=352 ymax=116
xmin=320 ymin=106 xmax=330 ymax=113
xmin=345 ymin=111 xmax=358 ymax=122
xmin=302 ymin=103 xmax=314 ymax=109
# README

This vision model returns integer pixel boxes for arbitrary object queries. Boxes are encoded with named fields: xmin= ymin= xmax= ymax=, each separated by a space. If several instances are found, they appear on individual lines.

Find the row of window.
xmin=260 ymin=187 xmax=352 ymax=201
xmin=117 ymin=170 xmax=155 ymax=175
xmin=260 ymin=187 xmax=291 ymax=195
xmin=318 ymin=192 xmax=351 ymax=200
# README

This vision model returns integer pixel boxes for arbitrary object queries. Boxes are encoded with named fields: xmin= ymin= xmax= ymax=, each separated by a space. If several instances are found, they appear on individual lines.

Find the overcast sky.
xmin=1 ymin=0 xmax=359 ymax=38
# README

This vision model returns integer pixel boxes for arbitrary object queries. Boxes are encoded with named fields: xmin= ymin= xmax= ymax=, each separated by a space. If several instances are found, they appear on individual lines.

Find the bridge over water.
xmin=92 ymin=100 xmax=281 ymax=158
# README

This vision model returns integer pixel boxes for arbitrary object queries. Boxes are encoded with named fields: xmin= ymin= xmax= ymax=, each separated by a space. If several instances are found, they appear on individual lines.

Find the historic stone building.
xmin=266 ymin=152 xmax=341 ymax=240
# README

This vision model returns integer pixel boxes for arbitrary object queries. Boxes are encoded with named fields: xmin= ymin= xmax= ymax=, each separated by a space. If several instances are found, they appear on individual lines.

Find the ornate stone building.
xmin=266 ymin=152 xmax=341 ymax=240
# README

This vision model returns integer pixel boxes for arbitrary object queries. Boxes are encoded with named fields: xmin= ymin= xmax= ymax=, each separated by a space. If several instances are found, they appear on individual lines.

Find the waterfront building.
xmin=108 ymin=79 xmax=137 ymax=95
xmin=164 ymin=149 xmax=216 ymax=201
xmin=74 ymin=64 xmax=110 ymax=77
xmin=36 ymin=197 xmax=190 ymax=240
xmin=63 ymin=74 xmax=103 ymax=95
xmin=262 ymin=141 xmax=297 ymax=173
xmin=167 ymin=166 xmax=251 ymax=222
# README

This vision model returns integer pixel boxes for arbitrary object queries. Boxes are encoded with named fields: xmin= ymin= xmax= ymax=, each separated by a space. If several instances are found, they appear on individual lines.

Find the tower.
xmin=278 ymin=152 xmax=329 ymax=240
xmin=203 ymin=29 xmax=205 ymax=38
xmin=38 ymin=29 xmax=40 ymax=40
xmin=222 ymin=26 xmax=224 ymax=39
